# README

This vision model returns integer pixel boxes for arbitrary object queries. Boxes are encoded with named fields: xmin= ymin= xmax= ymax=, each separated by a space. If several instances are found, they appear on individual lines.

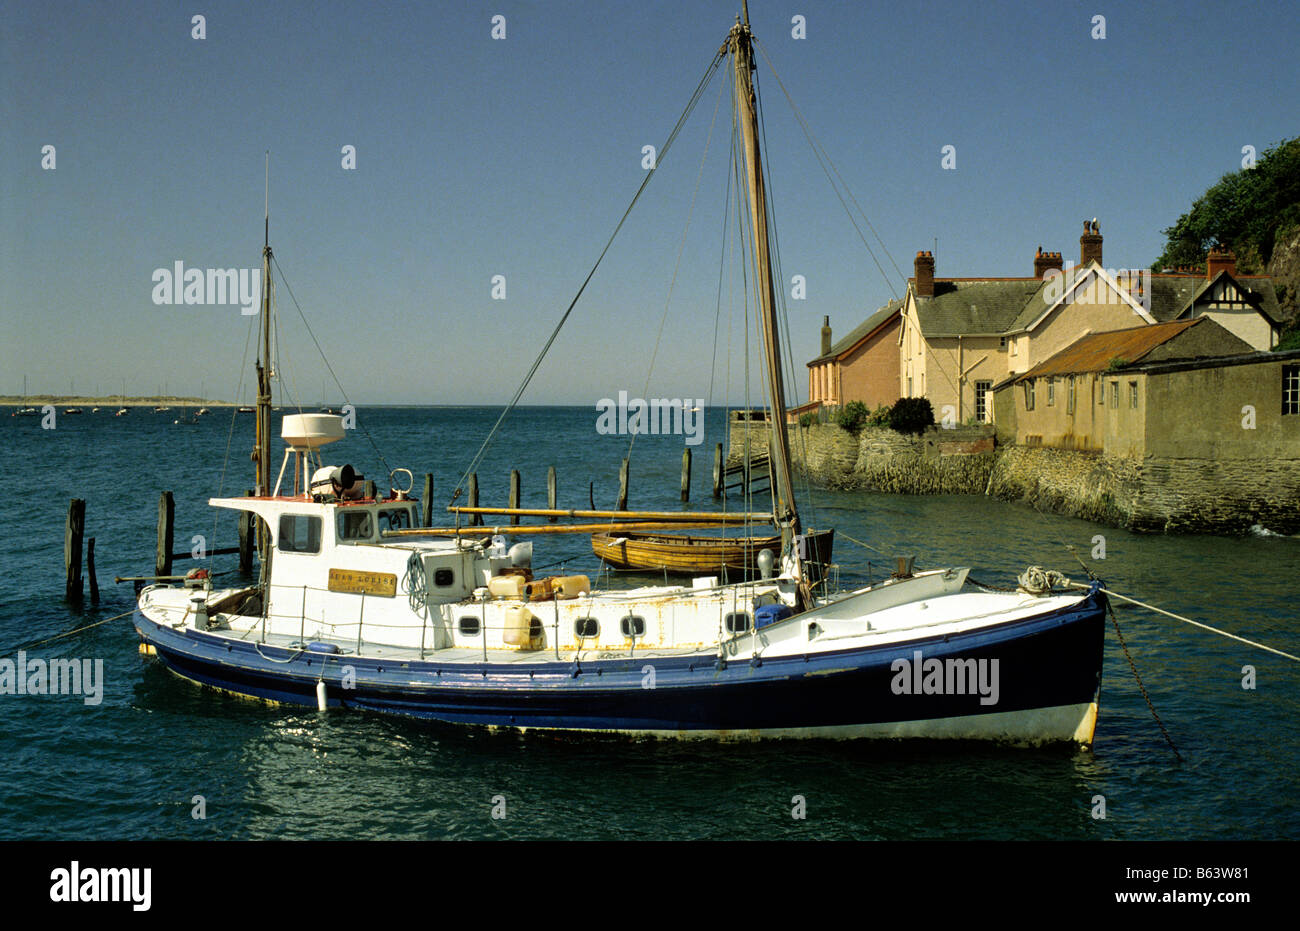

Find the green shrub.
xmin=886 ymin=397 xmax=935 ymax=436
xmin=798 ymin=411 xmax=817 ymax=428
xmin=868 ymin=403 xmax=892 ymax=426
xmin=835 ymin=400 xmax=870 ymax=434
xmin=1105 ymin=356 xmax=1129 ymax=372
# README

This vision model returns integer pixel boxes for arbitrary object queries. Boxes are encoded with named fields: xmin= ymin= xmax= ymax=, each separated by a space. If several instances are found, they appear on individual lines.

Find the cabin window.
xmin=434 ymin=568 xmax=455 ymax=587
xmin=337 ymin=510 xmax=373 ymax=542
xmin=378 ymin=507 xmax=412 ymax=534
xmin=278 ymin=514 xmax=321 ymax=554
xmin=458 ymin=616 xmax=481 ymax=637
xmin=620 ymin=615 xmax=646 ymax=639
xmin=725 ymin=611 xmax=751 ymax=634
xmin=1283 ymin=365 xmax=1299 ymax=415
xmin=1066 ymin=377 xmax=1076 ymax=414
xmin=1046 ymin=378 xmax=1056 ymax=406
xmin=1129 ymin=382 xmax=1139 ymax=409
xmin=574 ymin=617 xmax=599 ymax=639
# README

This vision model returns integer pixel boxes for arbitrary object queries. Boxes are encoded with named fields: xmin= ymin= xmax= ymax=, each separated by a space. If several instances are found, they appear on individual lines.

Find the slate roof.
xmin=809 ymin=299 xmax=902 ymax=365
xmin=1147 ymin=272 xmax=1282 ymax=325
xmin=911 ymin=266 xmax=1281 ymax=338
xmin=911 ymin=280 xmax=1047 ymax=337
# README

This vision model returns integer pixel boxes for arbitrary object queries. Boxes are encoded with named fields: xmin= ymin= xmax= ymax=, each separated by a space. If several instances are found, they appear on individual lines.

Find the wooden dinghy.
xmin=593 ymin=528 xmax=834 ymax=576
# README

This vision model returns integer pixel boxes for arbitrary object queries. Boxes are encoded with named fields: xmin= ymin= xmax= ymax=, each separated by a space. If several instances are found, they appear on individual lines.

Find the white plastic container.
xmin=488 ymin=575 xmax=527 ymax=599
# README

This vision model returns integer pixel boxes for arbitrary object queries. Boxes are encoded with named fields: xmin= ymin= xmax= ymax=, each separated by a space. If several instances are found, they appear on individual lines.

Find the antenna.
xmin=264 ymin=151 xmax=270 ymax=248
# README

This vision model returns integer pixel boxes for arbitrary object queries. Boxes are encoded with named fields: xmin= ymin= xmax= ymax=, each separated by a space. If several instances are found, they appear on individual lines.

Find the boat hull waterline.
xmin=134 ymin=585 xmax=1105 ymax=743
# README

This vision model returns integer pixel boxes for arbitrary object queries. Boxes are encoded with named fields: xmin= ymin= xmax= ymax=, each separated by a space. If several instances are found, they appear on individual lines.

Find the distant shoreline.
xmin=0 ymin=397 xmax=233 ymax=407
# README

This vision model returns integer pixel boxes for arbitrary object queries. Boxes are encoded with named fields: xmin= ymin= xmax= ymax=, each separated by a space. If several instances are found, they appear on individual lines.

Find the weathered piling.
xmin=238 ymin=489 xmax=254 ymax=574
xmin=422 ymin=473 xmax=433 ymax=527
xmin=617 ymin=458 xmax=630 ymax=511
xmin=468 ymin=473 xmax=482 ymax=525
xmin=87 ymin=536 xmax=100 ymax=605
xmin=155 ymin=491 xmax=174 ymax=578
xmin=64 ymin=498 xmax=85 ymax=603
xmin=547 ymin=466 xmax=558 ymax=522
xmin=713 ymin=443 xmax=723 ymax=498
xmin=509 ymin=470 xmax=521 ymax=525
xmin=681 ymin=448 xmax=692 ymax=503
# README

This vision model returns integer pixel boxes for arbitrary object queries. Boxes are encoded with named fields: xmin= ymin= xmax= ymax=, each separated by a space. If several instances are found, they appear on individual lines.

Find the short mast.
xmin=254 ymin=153 xmax=273 ymax=497
xmin=728 ymin=12 xmax=801 ymax=543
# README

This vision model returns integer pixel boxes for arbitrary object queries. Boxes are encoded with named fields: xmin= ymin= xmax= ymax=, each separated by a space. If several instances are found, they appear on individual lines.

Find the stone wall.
xmin=732 ymin=419 xmax=1300 ymax=535
xmin=732 ymin=422 xmax=998 ymax=495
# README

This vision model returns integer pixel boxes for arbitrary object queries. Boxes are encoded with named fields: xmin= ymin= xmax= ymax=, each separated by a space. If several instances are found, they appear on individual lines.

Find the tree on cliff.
xmin=1152 ymin=137 xmax=1299 ymax=275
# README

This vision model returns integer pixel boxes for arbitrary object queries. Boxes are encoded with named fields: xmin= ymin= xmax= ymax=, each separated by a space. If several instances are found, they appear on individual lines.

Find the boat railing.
xmin=237 ymin=580 xmax=773 ymax=661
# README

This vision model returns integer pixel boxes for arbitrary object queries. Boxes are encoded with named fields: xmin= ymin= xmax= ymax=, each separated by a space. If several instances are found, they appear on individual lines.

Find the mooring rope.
xmin=1 ymin=608 xmax=138 ymax=658
xmin=1070 ymin=583 xmax=1300 ymax=663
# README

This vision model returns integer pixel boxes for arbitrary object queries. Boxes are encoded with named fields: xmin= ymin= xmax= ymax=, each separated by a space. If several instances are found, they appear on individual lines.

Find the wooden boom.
xmin=447 ymin=506 xmax=772 ymax=523
xmin=385 ymin=520 xmax=765 ymax=537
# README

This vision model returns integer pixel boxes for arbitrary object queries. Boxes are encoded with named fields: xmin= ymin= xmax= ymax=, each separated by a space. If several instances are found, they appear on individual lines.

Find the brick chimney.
xmin=820 ymin=315 xmax=832 ymax=355
xmin=914 ymin=251 xmax=935 ymax=297
xmin=1079 ymin=219 xmax=1102 ymax=266
xmin=1207 ymin=245 xmax=1236 ymax=279
xmin=1034 ymin=246 xmax=1063 ymax=278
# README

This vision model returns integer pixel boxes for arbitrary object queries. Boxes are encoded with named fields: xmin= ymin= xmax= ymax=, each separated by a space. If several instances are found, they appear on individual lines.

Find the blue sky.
xmin=3 ymin=0 xmax=1298 ymax=405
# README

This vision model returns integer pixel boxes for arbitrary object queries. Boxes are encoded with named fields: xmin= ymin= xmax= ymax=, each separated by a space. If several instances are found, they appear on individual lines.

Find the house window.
xmin=278 ymin=514 xmax=321 ymax=554
xmin=1284 ymin=365 xmax=1300 ymax=415
xmin=1129 ymin=382 xmax=1139 ymax=410
xmin=999 ymin=337 xmax=1007 ymax=348
xmin=1023 ymin=380 xmax=1035 ymax=411
xmin=1066 ymin=377 xmax=1076 ymax=414
xmin=1109 ymin=381 xmax=1119 ymax=409
xmin=907 ymin=376 xmax=913 ymax=396
xmin=974 ymin=381 xmax=992 ymax=422
xmin=1047 ymin=378 xmax=1056 ymax=406
xmin=1010 ymin=339 xmax=1018 ymax=356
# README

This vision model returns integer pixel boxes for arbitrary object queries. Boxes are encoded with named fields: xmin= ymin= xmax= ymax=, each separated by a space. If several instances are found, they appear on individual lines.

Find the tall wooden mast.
xmin=728 ymin=5 xmax=801 ymax=546
xmin=254 ymin=155 xmax=273 ymax=498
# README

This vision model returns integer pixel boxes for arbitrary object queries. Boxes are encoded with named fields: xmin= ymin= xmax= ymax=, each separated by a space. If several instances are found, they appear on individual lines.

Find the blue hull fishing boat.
xmin=134 ymin=5 xmax=1106 ymax=744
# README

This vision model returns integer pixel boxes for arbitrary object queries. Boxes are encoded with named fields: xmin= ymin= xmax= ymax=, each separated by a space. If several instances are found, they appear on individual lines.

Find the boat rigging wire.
xmin=754 ymin=39 xmax=906 ymax=298
xmin=272 ymin=254 xmax=393 ymax=481
xmin=447 ymin=48 xmax=727 ymax=508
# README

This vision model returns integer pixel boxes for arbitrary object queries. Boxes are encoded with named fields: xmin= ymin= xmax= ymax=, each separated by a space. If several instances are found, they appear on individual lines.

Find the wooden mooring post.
xmin=238 ymin=489 xmax=254 ymax=573
xmin=681 ymin=448 xmax=692 ymax=503
xmin=468 ymin=473 xmax=482 ymax=525
xmin=422 ymin=473 xmax=433 ymax=527
xmin=155 ymin=491 xmax=175 ymax=578
xmin=617 ymin=458 xmax=630 ymax=511
xmin=87 ymin=536 xmax=100 ymax=605
xmin=712 ymin=443 xmax=723 ymax=499
xmin=508 ymin=470 xmax=521 ymax=525
xmin=64 ymin=498 xmax=85 ymax=603
xmin=547 ymin=466 xmax=557 ymax=522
